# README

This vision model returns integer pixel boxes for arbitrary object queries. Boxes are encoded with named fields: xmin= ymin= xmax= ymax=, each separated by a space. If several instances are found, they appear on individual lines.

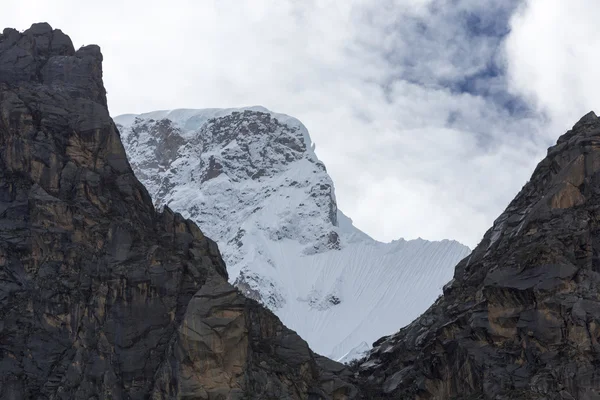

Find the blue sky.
xmin=2 ymin=0 xmax=598 ymax=247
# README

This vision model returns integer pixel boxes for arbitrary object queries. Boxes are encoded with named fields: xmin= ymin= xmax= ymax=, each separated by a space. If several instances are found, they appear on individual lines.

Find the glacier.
xmin=115 ymin=106 xmax=470 ymax=361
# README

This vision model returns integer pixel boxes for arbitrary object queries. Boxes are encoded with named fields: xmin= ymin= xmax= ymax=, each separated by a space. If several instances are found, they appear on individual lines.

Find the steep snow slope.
xmin=115 ymin=107 xmax=471 ymax=360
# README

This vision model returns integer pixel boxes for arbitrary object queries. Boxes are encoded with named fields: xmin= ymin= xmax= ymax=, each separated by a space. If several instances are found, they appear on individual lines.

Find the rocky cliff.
xmin=356 ymin=111 xmax=600 ymax=399
xmin=0 ymin=23 xmax=356 ymax=399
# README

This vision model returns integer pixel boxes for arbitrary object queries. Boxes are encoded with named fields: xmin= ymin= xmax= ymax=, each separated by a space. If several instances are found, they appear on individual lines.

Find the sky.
xmin=2 ymin=0 xmax=599 ymax=248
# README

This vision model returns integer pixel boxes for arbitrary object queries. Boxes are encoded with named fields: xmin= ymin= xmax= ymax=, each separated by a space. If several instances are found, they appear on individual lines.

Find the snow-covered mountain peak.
xmin=116 ymin=106 xmax=471 ymax=360
xmin=116 ymin=108 xmax=351 ymax=306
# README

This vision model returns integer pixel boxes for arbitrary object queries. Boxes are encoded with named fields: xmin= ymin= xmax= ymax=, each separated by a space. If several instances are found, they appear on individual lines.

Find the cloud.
xmin=506 ymin=0 xmax=600 ymax=133
xmin=1 ymin=0 xmax=580 ymax=248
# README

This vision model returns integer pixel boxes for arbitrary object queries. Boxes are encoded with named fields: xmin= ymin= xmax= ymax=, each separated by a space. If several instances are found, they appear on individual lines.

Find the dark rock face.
xmin=0 ymin=23 xmax=106 ymax=106
xmin=0 ymin=23 xmax=356 ymax=400
xmin=357 ymin=111 xmax=600 ymax=399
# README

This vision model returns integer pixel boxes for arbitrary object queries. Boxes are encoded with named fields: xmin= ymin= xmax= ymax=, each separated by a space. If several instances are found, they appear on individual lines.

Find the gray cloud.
xmin=2 ymin=0 xmax=579 ymax=247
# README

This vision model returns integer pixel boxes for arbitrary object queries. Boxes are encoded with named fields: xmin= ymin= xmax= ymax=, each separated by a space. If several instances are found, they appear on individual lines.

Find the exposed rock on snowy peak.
xmin=116 ymin=108 xmax=343 ymax=307
xmin=0 ymin=23 xmax=358 ymax=399
xmin=356 ymin=111 xmax=600 ymax=399
xmin=115 ymin=108 xmax=471 ymax=361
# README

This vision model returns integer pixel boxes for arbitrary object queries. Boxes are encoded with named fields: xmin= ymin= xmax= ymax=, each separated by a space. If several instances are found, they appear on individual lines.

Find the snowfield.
xmin=115 ymin=107 xmax=470 ymax=361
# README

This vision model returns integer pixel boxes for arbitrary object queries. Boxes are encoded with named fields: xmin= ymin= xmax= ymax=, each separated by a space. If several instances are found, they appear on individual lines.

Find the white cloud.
xmin=506 ymin=0 xmax=600 ymax=133
xmin=2 ymin=0 xmax=582 ymax=248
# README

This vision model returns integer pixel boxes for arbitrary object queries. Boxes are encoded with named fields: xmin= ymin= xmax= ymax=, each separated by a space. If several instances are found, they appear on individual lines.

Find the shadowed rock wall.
xmin=0 ymin=23 xmax=356 ymax=400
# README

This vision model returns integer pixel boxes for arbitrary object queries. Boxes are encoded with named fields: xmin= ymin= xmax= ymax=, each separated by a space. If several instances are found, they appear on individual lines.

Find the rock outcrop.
xmin=0 ymin=23 xmax=356 ymax=399
xmin=356 ymin=112 xmax=600 ymax=399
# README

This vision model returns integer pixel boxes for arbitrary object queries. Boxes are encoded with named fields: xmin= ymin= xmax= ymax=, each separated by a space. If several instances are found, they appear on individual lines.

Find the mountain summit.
xmin=357 ymin=111 xmax=600 ymax=399
xmin=115 ymin=108 xmax=470 ymax=360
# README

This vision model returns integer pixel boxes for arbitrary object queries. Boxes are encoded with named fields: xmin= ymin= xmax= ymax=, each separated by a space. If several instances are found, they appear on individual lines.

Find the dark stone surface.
xmin=0 ymin=23 xmax=356 ymax=399
xmin=355 ymin=111 xmax=600 ymax=399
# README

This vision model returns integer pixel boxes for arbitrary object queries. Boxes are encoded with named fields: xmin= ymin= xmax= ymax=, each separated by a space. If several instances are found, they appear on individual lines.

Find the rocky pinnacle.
xmin=0 ymin=23 xmax=356 ymax=399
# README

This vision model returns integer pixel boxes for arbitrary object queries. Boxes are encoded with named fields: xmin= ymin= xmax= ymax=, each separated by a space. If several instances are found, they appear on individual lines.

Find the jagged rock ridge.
xmin=115 ymin=108 xmax=470 ymax=361
xmin=356 ymin=111 xmax=600 ymax=399
xmin=0 ymin=23 xmax=357 ymax=399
